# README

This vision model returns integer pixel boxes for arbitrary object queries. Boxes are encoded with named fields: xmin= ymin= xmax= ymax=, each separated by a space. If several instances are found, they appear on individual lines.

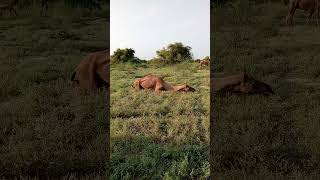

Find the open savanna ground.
xmin=110 ymin=62 xmax=210 ymax=179
xmin=0 ymin=2 xmax=108 ymax=179
xmin=212 ymin=1 xmax=320 ymax=179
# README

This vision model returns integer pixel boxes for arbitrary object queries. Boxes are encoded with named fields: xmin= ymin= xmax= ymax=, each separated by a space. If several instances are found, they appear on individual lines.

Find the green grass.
xmin=212 ymin=1 xmax=320 ymax=178
xmin=0 ymin=2 xmax=108 ymax=179
xmin=110 ymin=62 xmax=210 ymax=179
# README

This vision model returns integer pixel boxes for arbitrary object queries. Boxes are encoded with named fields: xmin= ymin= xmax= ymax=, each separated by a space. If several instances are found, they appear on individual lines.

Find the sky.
xmin=110 ymin=0 xmax=210 ymax=60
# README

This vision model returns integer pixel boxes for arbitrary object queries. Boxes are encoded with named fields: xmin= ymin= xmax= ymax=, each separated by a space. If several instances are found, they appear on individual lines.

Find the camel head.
xmin=176 ymin=84 xmax=196 ymax=92
xmin=239 ymin=73 xmax=274 ymax=96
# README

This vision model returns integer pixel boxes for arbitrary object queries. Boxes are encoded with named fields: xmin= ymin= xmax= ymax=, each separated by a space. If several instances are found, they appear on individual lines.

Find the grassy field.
xmin=110 ymin=62 xmax=210 ymax=179
xmin=0 ymin=2 xmax=109 ymax=179
xmin=4 ymin=0 xmax=320 ymax=179
xmin=212 ymin=1 xmax=320 ymax=178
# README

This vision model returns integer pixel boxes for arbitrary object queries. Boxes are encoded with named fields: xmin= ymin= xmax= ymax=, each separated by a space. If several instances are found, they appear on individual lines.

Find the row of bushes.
xmin=213 ymin=0 xmax=289 ymax=6
xmin=111 ymin=42 xmax=209 ymax=65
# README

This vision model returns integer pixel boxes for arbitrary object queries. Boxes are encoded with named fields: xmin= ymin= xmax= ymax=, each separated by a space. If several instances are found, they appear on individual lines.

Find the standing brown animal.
xmin=133 ymin=74 xmax=196 ymax=92
xmin=286 ymin=0 xmax=320 ymax=26
xmin=40 ymin=0 xmax=49 ymax=16
xmin=71 ymin=49 xmax=110 ymax=91
xmin=212 ymin=72 xmax=274 ymax=96
xmin=199 ymin=59 xmax=210 ymax=67
xmin=0 ymin=0 xmax=17 ymax=17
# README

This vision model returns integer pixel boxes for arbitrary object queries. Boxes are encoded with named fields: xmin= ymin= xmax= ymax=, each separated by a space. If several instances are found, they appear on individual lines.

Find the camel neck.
xmin=172 ymin=85 xmax=184 ymax=91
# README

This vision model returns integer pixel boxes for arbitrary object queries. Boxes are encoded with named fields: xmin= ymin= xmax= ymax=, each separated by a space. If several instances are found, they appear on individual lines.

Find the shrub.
xmin=111 ymin=48 xmax=143 ymax=64
xmin=203 ymin=56 xmax=210 ymax=61
xmin=155 ymin=42 xmax=193 ymax=64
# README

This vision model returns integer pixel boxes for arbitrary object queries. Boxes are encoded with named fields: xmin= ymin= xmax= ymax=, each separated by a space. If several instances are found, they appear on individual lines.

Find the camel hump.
xmin=142 ymin=74 xmax=164 ymax=81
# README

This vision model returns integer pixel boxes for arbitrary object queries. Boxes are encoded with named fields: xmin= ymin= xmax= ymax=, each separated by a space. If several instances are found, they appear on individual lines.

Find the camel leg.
xmin=9 ymin=8 xmax=13 ymax=16
xmin=40 ymin=1 xmax=47 ymax=16
xmin=286 ymin=10 xmax=295 ymax=26
xmin=44 ymin=3 xmax=48 ymax=17
xmin=307 ymin=10 xmax=314 ymax=25
xmin=133 ymin=82 xmax=141 ymax=91
xmin=290 ymin=7 xmax=297 ymax=25
xmin=155 ymin=89 xmax=161 ymax=94
xmin=155 ymin=86 xmax=162 ymax=94
xmin=10 ymin=7 xmax=17 ymax=16
xmin=40 ymin=6 xmax=43 ymax=16
xmin=286 ymin=11 xmax=293 ymax=25
xmin=317 ymin=8 xmax=320 ymax=27
xmin=286 ymin=1 xmax=295 ymax=25
xmin=12 ymin=7 xmax=17 ymax=16
xmin=288 ymin=0 xmax=300 ymax=26
xmin=285 ymin=4 xmax=291 ymax=25
xmin=285 ymin=4 xmax=291 ymax=26
xmin=155 ymin=83 xmax=167 ymax=93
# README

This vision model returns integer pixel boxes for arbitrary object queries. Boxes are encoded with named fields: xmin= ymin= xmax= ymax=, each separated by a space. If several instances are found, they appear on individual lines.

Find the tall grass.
xmin=212 ymin=1 xmax=320 ymax=178
xmin=110 ymin=62 xmax=210 ymax=179
xmin=0 ymin=2 xmax=108 ymax=179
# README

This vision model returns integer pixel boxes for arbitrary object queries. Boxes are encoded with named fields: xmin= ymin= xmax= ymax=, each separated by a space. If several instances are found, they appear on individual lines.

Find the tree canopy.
xmin=155 ymin=42 xmax=193 ymax=64
xmin=203 ymin=56 xmax=210 ymax=61
xmin=14 ymin=0 xmax=103 ymax=11
xmin=111 ymin=48 xmax=141 ymax=64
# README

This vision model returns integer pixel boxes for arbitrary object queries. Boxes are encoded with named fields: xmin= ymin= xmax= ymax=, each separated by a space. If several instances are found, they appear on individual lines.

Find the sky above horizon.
xmin=111 ymin=0 xmax=210 ymax=60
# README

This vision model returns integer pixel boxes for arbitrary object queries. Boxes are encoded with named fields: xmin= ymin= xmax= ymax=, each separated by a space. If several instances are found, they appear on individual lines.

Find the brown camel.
xmin=286 ymin=0 xmax=320 ymax=26
xmin=199 ymin=59 xmax=210 ymax=67
xmin=71 ymin=49 xmax=109 ymax=91
xmin=212 ymin=72 xmax=274 ymax=96
xmin=133 ymin=74 xmax=196 ymax=92
xmin=40 ymin=0 xmax=49 ymax=16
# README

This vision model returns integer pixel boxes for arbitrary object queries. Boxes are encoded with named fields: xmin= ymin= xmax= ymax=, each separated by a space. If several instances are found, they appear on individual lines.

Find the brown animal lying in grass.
xmin=71 ymin=49 xmax=109 ymax=91
xmin=199 ymin=59 xmax=210 ymax=67
xmin=133 ymin=74 xmax=196 ymax=92
xmin=286 ymin=0 xmax=320 ymax=26
xmin=212 ymin=72 xmax=274 ymax=96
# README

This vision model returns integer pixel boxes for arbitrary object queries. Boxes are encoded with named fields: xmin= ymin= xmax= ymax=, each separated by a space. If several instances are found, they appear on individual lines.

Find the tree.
xmin=111 ymin=48 xmax=139 ymax=64
xmin=64 ymin=0 xmax=102 ymax=10
xmin=14 ymin=0 xmax=103 ymax=15
xmin=203 ymin=56 xmax=210 ymax=61
xmin=155 ymin=42 xmax=193 ymax=64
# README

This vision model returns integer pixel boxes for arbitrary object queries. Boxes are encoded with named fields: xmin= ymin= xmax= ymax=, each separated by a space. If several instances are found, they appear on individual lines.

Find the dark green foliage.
xmin=212 ymin=0 xmax=233 ymax=5
xmin=111 ymin=48 xmax=143 ymax=64
xmin=13 ymin=0 xmax=103 ymax=11
xmin=15 ymin=0 xmax=34 ymax=8
xmin=203 ymin=56 xmax=210 ymax=61
xmin=64 ymin=0 xmax=102 ymax=10
xmin=213 ymin=0 xmax=289 ymax=6
xmin=155 ymin=42 xmax=193 ymax=64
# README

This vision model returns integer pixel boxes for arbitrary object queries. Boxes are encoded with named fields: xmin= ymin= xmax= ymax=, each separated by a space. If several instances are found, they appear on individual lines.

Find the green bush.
xmin=111 ymin=48 xmax=144 ymax=64
xmin=155 ymin=42 xmax=193 ymax=64
xmin=203 ymin=56 xmax=210 ymax=61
